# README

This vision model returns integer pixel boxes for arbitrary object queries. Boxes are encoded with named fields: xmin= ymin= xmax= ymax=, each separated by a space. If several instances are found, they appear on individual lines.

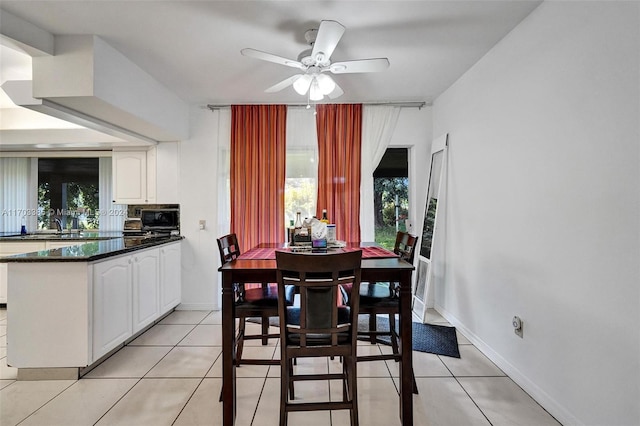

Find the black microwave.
xmin=140 ymin=209 xmax=180 ymax=232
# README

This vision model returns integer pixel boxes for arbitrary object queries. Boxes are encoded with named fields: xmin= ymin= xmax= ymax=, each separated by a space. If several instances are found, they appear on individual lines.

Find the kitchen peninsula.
xmin=0 ymin=234 xmax=182 ymax=380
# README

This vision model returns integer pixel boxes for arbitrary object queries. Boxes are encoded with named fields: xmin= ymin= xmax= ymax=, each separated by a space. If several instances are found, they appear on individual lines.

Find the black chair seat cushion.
xmin=284 ymin=306 xmax=352 ymax=345
xmin=340 ymin=282 xmax=395 ymax=306
xmin=237 ymin=284 xmax=295 ymax=307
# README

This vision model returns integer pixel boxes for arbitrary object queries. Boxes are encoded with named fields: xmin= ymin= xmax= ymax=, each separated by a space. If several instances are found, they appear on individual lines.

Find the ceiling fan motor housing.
xmin=300 ymin=28 xmax=327 ymax=67
xmin=304 ymin=28 xmax=318 ymax=44
xmin=298 ymin=49 xmax=314 ymax=66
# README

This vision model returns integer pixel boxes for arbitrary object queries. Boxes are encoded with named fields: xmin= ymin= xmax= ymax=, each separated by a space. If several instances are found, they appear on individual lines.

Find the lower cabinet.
xmin=132 ymin=249 xmax=160 ymax=333
xmin=92 ymin=255 xmax=134 ymax=361
xmin=160 ymin=242 xmax=181 ymax=313
xmin=92 ymin=241 xmax=181 ymax=363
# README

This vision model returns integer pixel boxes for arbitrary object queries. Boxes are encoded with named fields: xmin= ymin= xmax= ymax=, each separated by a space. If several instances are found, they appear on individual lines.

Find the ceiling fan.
xmin=241 ymin=20 xmax=390 ymax=101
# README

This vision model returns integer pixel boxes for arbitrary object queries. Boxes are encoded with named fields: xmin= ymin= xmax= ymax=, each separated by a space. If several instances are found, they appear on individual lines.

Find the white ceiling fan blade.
xmin=329 ymin=58 xmax=390 ymax=74
xmin=311 ymin=20 xmax=345 ymax=63
xmin=265 ymin=75 xmax=301 ymax=93
xmin=327 ymin=82 xmax=344 ymax=99
xmin=241 ymin=48 xmax=304 ymax=69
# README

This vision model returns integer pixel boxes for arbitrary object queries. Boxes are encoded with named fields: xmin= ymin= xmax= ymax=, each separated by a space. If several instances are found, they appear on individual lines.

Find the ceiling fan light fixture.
xmin=293 ymin=74 xmax=312 ymax=95
xmin=309 ymin=79 xmax=324 ymax=101
xmin=315 ymin=74 xmax=336 ymax=94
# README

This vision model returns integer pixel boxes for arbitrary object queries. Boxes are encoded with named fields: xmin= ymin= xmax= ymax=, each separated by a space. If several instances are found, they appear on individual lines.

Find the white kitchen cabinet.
xmin=159 ymin=241 xmax=181 ymax=313
xmin=92 ymin=255 xmax=133 ymax=361
xmin=132 ymin=248 xmax=160 ymax=333
xmin=112 ymin=148 xmax=157 ymax=204
xmin=6 ymin=241 xmax=181 ymax=373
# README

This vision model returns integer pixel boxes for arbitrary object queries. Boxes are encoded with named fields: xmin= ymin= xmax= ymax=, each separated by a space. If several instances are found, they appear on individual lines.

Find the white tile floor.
xmin=0 ymin=308 xmax=560 ymax=426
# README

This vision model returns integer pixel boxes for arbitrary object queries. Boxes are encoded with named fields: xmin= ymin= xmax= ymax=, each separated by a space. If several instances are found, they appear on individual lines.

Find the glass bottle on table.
xmin=320 ymin=209 xmax=329 ymax=224
xmin=288 ymin=219 xmax=295 ymax=244
xmin=294 ymin=212 xmax=302 ymax=236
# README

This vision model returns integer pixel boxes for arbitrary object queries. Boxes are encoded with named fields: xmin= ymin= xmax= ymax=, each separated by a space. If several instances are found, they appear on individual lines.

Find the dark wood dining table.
xmin=219 ymin=243 xmax=415 ymax=425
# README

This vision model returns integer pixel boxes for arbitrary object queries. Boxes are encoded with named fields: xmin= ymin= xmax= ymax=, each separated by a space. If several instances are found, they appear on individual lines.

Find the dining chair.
xmin=360 ymin=231 xmax=418 ymax=348
xmin=276 ymin=250 xmax=363 ymax=426
xmin=342 ymin=231 xmax=419 ymax=393
xmin=217 ymin=233 xmax=295 ymax=366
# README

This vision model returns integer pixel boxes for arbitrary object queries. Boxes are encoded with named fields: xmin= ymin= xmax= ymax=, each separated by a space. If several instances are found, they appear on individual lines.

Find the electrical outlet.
xmin=513 ymin=316 xmax=523 ymax=338
xmin=199 ymin=220 xmax=206 ymax=230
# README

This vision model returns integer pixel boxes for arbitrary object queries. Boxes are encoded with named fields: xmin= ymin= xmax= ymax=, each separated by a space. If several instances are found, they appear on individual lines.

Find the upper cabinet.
xmin=112 ymin=142 xmax=179 ymax=205
xmin=112 ymin=148 xmax=156 ymax=204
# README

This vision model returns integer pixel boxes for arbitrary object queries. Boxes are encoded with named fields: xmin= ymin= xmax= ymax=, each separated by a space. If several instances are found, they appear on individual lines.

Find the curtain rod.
xmin=206 ymin=101 xmax=427 ymax=111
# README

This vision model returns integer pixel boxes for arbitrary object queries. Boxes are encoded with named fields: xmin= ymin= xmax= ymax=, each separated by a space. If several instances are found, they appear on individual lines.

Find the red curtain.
xmin=230 ymin=105 xmax=287 ymax=252
xmin=315 ymin=104 xmax=363 ymax=243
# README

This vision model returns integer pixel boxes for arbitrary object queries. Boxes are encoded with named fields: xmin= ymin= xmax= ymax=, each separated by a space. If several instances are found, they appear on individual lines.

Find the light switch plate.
xmin=199 ymin=220 xmax=206 ymax=230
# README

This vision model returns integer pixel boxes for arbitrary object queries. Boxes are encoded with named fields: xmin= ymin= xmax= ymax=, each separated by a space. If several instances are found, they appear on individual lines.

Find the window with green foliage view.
xmin=38 ymin=158 xmax=100 ymax=230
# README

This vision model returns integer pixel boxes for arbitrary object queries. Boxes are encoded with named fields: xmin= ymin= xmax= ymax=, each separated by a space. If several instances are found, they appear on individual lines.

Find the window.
xmin=284 ymin=107 xmax=318 ymax=228
xmin=285 ymin=149 xmax=317 ymax=224
xmin=38 ymin=158 xmax=100 ymax=230
xmin=373 ymin=148 xmax=409 ymax=249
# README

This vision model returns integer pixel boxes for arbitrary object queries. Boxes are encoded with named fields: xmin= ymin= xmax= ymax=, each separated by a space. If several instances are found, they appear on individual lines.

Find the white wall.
xmin=178 ymin=106 xmax=221 ymax=310
xmin=388 ymin=106 xmax=433 ymax=238
xmin=432 ymin=2 xmax=639 ymax=425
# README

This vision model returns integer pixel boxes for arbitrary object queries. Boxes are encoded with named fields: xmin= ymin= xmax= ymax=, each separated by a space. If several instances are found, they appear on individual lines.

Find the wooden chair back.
xmin=217 ymin=233 xmax=241 ymax=265
xmin=394 ymin=231 xmax=418 ymax=264
xmin=276 ymin=250 xmax=362 ymax=356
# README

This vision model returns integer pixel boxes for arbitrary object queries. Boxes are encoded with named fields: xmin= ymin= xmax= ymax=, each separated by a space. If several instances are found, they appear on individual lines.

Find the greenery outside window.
xmin=374 ymin=148 xmax=409 ymax=249
xmin=38 ymin=158 xmax=99 ymax=230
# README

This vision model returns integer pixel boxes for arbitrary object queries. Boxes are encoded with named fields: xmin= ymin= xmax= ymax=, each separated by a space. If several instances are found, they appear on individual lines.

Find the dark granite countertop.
xmin=0 ymin=235 xmax=184 ymax=262
xmin=0 ymin=231 xmax=123 ymax=241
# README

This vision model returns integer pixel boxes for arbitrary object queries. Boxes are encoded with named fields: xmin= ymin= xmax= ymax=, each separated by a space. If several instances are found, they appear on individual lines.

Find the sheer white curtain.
xmin=216 ymin=108 xmax=232 ymax=238
xmin=98 ymin=157 xmax=126 ymax=231
xmin=285 ymin=106 xmax=318 ymax=223
xmin=360 ymin=105 xmax=400 ymax=241
xmin=0 ymin=158 xmax=30 ymax=233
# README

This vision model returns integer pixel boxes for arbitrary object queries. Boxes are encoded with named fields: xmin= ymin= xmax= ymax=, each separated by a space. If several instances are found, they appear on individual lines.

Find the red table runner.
xmin=238 ymin=245 xmax=398 ymax=260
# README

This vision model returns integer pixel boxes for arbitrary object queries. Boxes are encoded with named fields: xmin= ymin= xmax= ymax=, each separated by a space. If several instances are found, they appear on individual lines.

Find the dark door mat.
xmin=358 ymin=315 xmax=460 ymax=358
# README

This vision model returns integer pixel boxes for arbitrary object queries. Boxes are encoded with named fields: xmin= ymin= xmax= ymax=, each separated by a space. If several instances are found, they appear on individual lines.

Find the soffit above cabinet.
xmin=1 ymin=17 xmax=190 ymax=147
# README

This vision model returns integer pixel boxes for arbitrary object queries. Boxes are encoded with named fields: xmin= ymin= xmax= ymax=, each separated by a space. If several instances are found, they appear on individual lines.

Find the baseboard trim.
xmin=434 ymin=303 xmax=579 ymax=426
xmin=175 ymin=302 xmax=217 ymax=311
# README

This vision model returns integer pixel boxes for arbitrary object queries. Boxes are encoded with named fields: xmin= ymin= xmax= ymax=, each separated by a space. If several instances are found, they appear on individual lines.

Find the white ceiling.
xmin=0 ymin=1 xmax=542 ymax=107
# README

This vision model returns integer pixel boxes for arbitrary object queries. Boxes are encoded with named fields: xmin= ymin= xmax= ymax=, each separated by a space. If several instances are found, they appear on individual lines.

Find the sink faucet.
xmin=54 ymin=218 xmax=63 ymax=232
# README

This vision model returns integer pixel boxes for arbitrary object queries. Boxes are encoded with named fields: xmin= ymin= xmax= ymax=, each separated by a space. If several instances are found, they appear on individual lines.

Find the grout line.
xmin=14 ymin=380 xmax=77 ymax=426
xmin=91 ymin=377 xmax=144 ymax=425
